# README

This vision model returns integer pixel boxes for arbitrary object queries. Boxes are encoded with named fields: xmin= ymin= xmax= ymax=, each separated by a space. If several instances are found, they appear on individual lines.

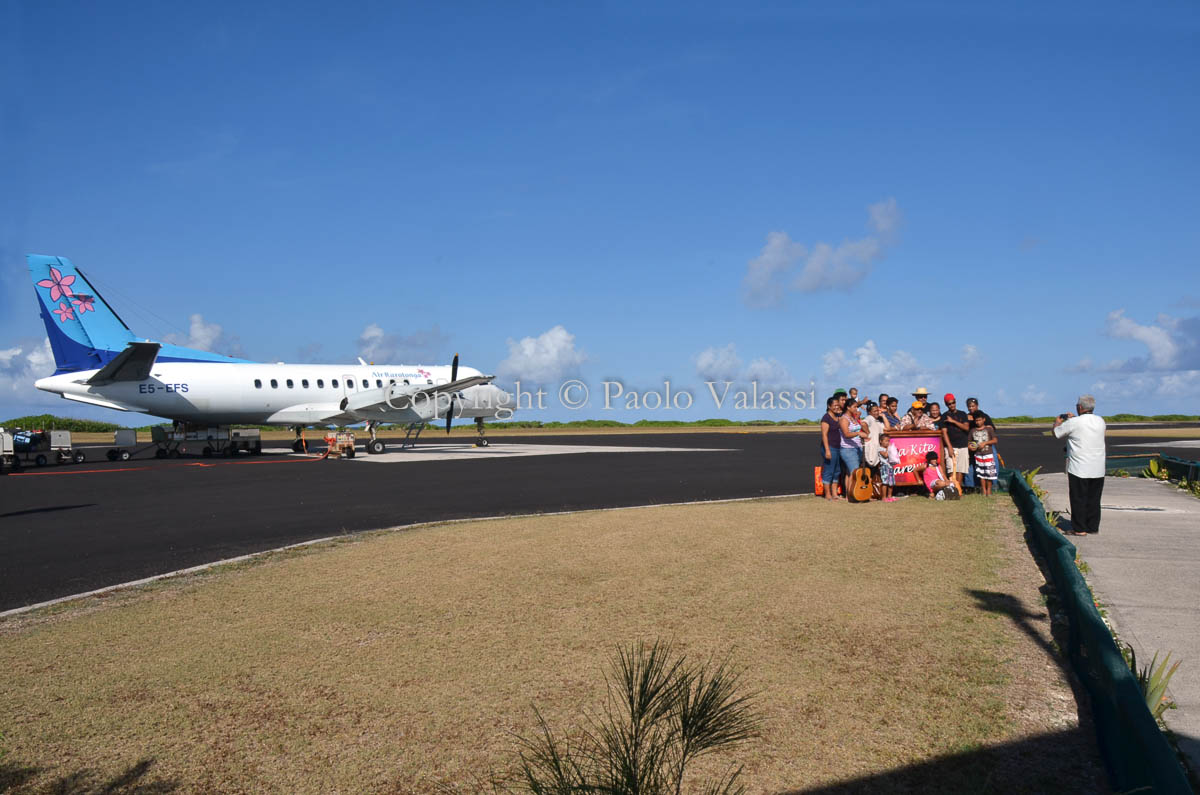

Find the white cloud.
xmin=0 ymin=338 xmax=59 ymax=416
xmin=1020 ymin=384 xmax=1048 ymax=404
xmin=1106 ymin=309 xmax=1180 ymax=370
xmin=867 ymin=197 xmax=902 ymax=239
xmin=357 ymin=323 xmax=449 ymax=364
xmin=695 ymin=344 xmax=807 ymax=389
xmin=498 ymin=325 xmax=586 ymax=384
xmin=165 ymin=313 xmax=244 ymax=358
xmin=695 ymin=343 xmax=743 ymax=382
xmin=741 ymin=232 xmax=807 ymax=309
xmin=961 ymin=344 xmax=981 ymax=370
xmin=744 ymin=357 xmax=793 ymax=388
xmin=820 ymin=338 xmax=979 ymax=397
xmin=1090 ymin=310 xmax=1200 ymax=401
xmin=741 ymin=198 xmax=902 ymax=306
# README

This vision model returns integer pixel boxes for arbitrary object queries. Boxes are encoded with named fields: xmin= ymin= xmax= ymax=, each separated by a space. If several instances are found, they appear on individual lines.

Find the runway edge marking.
xmin=0 ymin=492 xmax=810 ymax=619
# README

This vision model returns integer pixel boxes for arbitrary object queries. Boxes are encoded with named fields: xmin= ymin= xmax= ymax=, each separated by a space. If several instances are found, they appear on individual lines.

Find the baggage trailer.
xmin=149 ymin=425 xmax=263 ymax=459
xmin=108 ymin=429 xmax=139 ymax=461
xmin=0 ymin=428 xmax=15 ymax=473
xmin=6 ymin=429 xmax=85 ymax=467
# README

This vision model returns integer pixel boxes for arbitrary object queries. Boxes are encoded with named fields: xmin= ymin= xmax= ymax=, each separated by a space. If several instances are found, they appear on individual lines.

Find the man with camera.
xmin=1053 ymin=395 xmax=1107 ymax=535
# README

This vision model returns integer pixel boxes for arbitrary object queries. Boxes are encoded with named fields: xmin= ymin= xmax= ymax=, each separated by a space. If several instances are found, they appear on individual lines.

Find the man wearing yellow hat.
xmin=899 ymin=399 xmax=935 ymax=430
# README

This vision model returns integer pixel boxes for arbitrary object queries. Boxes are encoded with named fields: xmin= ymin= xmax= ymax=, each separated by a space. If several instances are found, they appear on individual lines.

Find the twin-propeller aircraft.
xmin=27 ymin=255 xmax=516 ymax=453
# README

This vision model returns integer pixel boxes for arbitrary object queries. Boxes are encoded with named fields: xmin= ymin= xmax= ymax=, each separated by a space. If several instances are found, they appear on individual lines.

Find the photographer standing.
xmin=1053 ymin=395 xmax=1107 ymax=535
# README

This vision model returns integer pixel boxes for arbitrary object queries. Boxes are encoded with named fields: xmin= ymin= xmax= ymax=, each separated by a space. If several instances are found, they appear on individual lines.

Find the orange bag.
xmin=813 ymin=466 xmax=843 ymax=496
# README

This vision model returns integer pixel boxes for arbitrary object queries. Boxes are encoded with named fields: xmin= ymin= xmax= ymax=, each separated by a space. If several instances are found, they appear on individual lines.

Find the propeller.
xmin=445 ymin=353 xmax=459 ymax=434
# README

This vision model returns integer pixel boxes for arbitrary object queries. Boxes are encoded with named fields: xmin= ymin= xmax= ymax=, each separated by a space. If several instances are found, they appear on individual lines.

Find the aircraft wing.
xmin=87 ymin=342 xmax=161 ymax=385
xmin=343 ymin=374 xmax=494 ymax=416
xmin=412 ymin=374 xmax=493 ymax=397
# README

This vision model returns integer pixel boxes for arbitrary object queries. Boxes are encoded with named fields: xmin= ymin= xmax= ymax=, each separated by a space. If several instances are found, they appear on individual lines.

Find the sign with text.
xmin=888 ymin=431 xmax=945 ymax=487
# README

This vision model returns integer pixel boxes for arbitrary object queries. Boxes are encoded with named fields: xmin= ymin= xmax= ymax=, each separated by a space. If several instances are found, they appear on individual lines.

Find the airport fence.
xmin=1158 ymin=453 xmax=1200 ymax=483
xmin=1002 ymin=467 xmax=1193 ymax=793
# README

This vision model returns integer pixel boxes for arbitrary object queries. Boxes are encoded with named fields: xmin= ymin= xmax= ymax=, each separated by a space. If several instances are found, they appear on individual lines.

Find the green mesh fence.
xmin=1003 ymin=467 xmax=1192 ymax=793
xmin=1161 ymin=454 xmax=1200 ymax=483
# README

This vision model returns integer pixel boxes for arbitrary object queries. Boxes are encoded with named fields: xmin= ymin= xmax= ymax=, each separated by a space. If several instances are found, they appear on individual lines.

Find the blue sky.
xmin=2 ymin=1 xmax=1198 ymax=422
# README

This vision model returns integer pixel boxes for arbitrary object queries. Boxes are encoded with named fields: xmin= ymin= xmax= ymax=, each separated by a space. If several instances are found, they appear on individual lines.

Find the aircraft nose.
xmin=491 ymin=385 xmax=516 ymax=409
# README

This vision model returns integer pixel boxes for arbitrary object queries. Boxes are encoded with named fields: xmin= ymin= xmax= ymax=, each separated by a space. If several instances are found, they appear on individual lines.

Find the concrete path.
xmin=1037 ymin=473 xmax=1200 ymax=775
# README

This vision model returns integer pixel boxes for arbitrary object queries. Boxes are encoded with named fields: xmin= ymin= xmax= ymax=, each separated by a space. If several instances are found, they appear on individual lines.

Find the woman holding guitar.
xmin=838 ymin=398 xmax=871 ymax=502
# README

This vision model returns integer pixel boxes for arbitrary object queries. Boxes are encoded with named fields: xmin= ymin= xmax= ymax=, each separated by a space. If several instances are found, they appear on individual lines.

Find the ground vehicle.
xmin=8 ymin=429 xmax=86 ymax=467
xmin=148 ymin=425 xmax=264 ymax=458
xmin=0 ymin=428 xmax=15 ymax=473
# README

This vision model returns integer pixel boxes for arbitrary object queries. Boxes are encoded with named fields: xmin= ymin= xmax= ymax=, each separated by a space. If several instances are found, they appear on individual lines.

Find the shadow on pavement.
xmin=0 ymin=503 xmax=96 ymax=519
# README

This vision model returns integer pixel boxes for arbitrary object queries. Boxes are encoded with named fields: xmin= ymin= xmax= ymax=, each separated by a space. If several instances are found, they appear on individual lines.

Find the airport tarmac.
xmin=320 ymin=442 xmax=731 ymax=463
xmin=0 ymin=427 xmax=1193 ymax=612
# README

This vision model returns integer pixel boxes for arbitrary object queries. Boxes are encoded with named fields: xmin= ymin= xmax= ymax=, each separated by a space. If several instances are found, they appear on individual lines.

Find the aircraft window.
xmin=389 ymin=379 xmax=395 ymax=385
xmin=403 ymin=379 xmax=410 ymax=386
xmin=317 ymin=379 xmax=324 ymax=388
xmin=254 ymin=379 xmax=262 ymax=389
xmin=362 ymin=379 xmax=369 ymax=389
xmin=302 ymin=379 xmax=309 ymax=389
xmin=270 ymin=379 xmax=278 ymax=389
xmin=376 ymin=379 xmax=383 ymax=388
xmin=427 ymin=379 xmax=433 ymax=385
xmin=286 ymin=379 xmax=294 ymax=388
xmin=332 ymin=379 xmax=339 ymax=388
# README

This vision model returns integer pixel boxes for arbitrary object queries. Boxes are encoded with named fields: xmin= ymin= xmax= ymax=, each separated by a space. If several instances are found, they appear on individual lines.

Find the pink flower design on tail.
xmin=53 ymin=301 xmax=76 ymax=322
xmin=72 ymin=295 xmax=96 ymax=314
xmin=37 ymin=267 xmax=77 ymax=302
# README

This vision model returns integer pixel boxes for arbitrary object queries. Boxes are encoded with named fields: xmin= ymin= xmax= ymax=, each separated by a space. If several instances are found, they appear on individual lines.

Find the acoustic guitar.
xmin=851 ymin=424 xmax=874 ymax=502
xmin=851 ymin=459 xmax=874 ymax=502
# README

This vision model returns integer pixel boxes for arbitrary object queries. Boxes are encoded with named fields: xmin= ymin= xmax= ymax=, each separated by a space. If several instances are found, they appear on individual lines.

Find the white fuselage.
xmin=35 ymin=362 xmax=514 ymax=426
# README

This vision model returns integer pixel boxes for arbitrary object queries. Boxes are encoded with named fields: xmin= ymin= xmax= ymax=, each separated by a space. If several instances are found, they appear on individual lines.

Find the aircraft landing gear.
xmin=474 ymin=417 xmax=489 ymax=447
xmin=365 ymin=421 xmax=385 ymax=454
xmin=291 ymin=425 xmax=306 ymax=453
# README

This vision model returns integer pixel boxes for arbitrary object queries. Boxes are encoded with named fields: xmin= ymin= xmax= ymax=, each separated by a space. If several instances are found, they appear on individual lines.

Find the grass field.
xmin=0 ymin=497 xmax=1106 ymax=793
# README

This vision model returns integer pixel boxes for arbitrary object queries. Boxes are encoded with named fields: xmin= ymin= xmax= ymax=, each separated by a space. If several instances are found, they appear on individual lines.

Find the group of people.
xmin=819 ymin=386 xmax=1000 ymax=502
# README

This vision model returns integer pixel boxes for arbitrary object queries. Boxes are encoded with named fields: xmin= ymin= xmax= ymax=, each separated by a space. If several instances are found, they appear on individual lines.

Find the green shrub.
xmin=1142 ymin=459 xmax=1168 ymax=480
xmin=0 ymin=414 xmax=128 ymax=433
xmin=505 ymin=641 xmax=760 ymax=794
xmin=1122 ymin=644 xmax=1181 ymax=721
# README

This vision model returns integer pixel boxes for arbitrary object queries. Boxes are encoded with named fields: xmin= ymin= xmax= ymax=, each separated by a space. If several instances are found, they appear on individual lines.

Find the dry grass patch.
xmin=0 ymin=496 xmax=1102 ymax=793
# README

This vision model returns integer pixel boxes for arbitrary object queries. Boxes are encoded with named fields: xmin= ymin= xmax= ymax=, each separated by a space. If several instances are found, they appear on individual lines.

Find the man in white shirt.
xmin=1053 ymin=395 xmax=1107 ymax=535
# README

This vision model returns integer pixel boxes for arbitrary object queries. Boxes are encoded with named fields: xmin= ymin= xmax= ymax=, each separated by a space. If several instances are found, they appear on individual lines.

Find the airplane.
xmin=27 ymin=254 xmax=516 ymax=455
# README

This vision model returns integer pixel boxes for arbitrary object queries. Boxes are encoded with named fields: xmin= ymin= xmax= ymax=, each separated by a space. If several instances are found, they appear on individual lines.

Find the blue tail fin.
xmin=29 ymin=254 xmax=138 ymax=374
xmin=28 ymin=254 xmax=255 ymax=373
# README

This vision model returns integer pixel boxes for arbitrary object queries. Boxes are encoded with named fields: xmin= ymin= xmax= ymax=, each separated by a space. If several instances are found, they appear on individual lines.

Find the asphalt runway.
xmin=1 ymin=427 xmax=1194 ymax=611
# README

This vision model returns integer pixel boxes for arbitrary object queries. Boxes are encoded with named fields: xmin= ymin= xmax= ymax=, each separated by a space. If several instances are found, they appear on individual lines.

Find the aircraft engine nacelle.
xmin=342 ymin=383 xmax=450 ymax=423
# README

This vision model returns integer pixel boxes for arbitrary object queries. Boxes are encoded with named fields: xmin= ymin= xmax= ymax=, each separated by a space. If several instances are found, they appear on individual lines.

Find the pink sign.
xmin=889 ymin=432 xmax=945 ymax=487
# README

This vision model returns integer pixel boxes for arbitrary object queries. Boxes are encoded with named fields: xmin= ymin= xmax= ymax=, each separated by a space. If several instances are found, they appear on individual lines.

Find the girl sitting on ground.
xmin=878 ymin=433 xmax=899 ymax=502
xmin=969 ymin=412 xmax=999 ymax=496
xmin=921 ymin=451 xmax=960 ymax=500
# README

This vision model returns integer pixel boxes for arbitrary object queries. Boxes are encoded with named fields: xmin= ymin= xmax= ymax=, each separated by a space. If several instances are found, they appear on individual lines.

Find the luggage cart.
xmin=10 ymin=430 xmax=85 ymax=467
xmin=109 ymin=428 xmax=140 ymax=461
xmin=323 ymin=431 xmax=356 ymax=459
xmin=0 ymin=428 xmax=15 ymax=473
xmin=229 ymin=428 xmax=263 ymax=456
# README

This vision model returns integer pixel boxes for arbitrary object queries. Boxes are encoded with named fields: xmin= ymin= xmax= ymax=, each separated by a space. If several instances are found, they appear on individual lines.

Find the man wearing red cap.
xmin=939 ymin=393 xmax=971 ymax=490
